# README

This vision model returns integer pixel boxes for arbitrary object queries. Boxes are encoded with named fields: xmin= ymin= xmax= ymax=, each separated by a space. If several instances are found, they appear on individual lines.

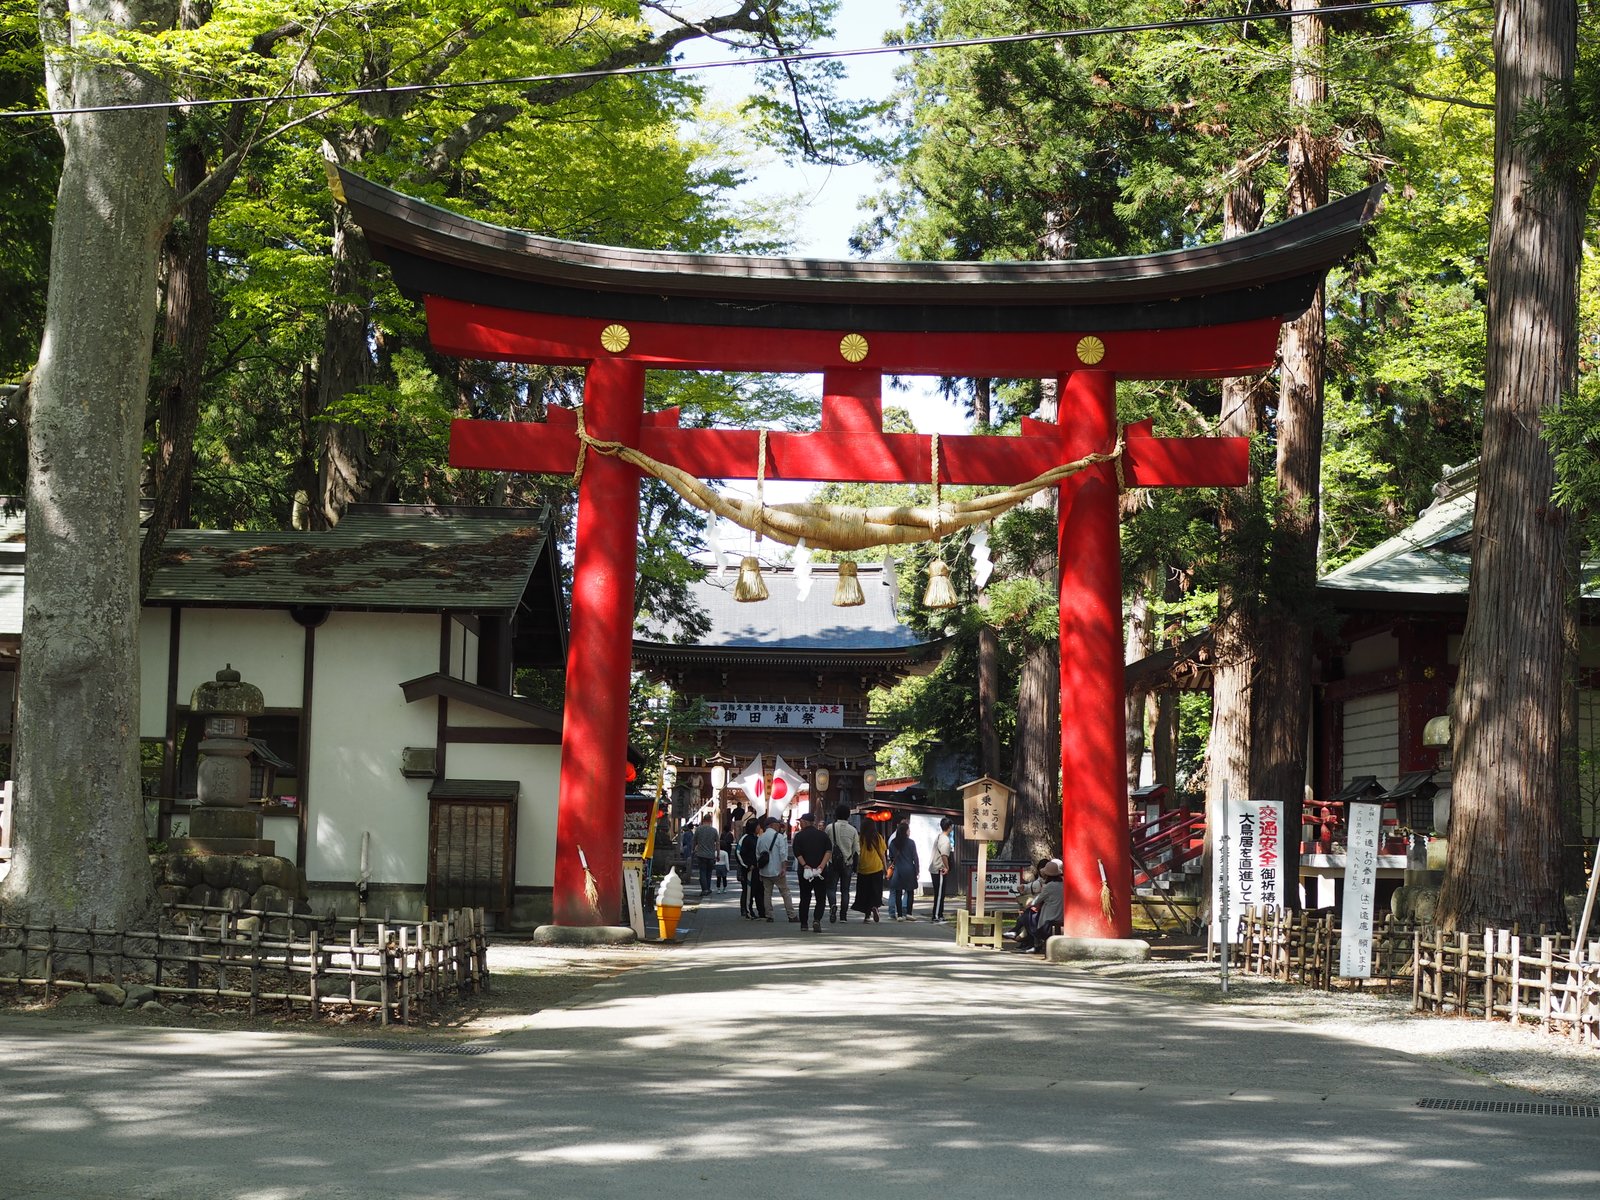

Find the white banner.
xmin=1339 ymin=801 xmax=1382 ymax=978
xmin=1211 ymin=797 xmax=1287 ymax=944
xmin=705 ymin=701 xmax=844 ymax=729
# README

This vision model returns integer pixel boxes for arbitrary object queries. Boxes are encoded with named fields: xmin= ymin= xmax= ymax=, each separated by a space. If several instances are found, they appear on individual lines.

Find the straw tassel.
xmin=832 ymin=560 xmax=865 ymax=607
xmin=578 ymin=844 xmax=603 ymax=920
xmin=734 ymin=555 xmax=769 ymax=602
xmin=1097 ymin=858 xmax=1114 ymax=924
xmin=923 ymin=558 xmax=958 ymax=608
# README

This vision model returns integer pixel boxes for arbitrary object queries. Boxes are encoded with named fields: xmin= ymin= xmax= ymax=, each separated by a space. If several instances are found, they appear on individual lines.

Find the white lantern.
xmin=862 ymin=767 xmax=877 ymax=794
xmin=814 ymin=766 xmax=830 ymax=793
xmin=710 ymin=762 xmax=727 ymax=793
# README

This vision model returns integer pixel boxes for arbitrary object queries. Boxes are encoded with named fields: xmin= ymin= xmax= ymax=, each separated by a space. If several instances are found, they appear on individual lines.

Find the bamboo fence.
xmin=1232 ymin=908 xmax=1419 ymax=991
xmin=0 ymin=903 xmax=489 ymax=1026
xmin=1413 ymin=927 xmax=1600 ymax=1046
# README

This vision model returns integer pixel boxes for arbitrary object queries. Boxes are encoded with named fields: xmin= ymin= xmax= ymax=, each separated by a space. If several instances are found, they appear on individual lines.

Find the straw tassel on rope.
xmin=832 ymin=560 xmax=865 ymax=607
xmin=568 ymin=407 xmax=1126 ymax=554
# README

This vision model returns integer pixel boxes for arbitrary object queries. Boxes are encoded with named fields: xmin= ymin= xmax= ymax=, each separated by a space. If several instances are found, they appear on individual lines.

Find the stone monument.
xmin=171 ymin=664 xmax=274 ymax=856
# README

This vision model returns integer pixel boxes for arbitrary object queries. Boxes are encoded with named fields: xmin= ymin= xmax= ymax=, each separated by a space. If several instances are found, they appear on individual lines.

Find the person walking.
xmin=756 ymin=816 xmax=796 ymax=922
xmin=736 ymin=818 xmax=765 ymax=919
xmin=791 ymin=811 xmax=832 ymax=932
xmin=692 ymin=813 xmax=720 ymax=899
xmin=851 ymin=822 xmax=887 ymax=923
xmin=824 ymin=803 xmax=859 ymax=923
xmin=928 ymin=816 xmax=956 ymax=923
xmin=887 ymin=819 xmax=920 ymax=921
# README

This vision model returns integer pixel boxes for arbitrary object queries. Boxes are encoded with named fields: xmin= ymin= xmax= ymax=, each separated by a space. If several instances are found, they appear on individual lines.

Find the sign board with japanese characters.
xmin=1211 ymin=797 xmax=1287 ymax=944
xmin=704 ymin=701 xmax=844 ymax=729
xmin=622 ymin=796 xmax=654 ymax=859
xmin=1339 ymin=801 xmax=1382 ymax=978
xmin=965 ymin=862 xmax=1027 ymax=913
xmin=959 ymin=776 xmax=1014 ymax=841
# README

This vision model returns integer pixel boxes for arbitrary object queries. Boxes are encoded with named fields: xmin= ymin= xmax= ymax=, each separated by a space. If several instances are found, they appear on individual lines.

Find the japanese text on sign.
xmin=1339 ymin=801 xmax=1382 ymax=979
xmin=964 ymin=782 xmax=1007 ymax=839
xmin=704 ymin=702 xmax=844 ymax=729
xmin=1211 ymin=797 xmax=1286 ymax=944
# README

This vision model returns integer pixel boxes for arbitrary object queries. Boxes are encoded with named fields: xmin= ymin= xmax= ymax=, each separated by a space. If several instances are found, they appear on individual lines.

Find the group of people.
xmin=701 ymin=806 xmax=959 ymax=930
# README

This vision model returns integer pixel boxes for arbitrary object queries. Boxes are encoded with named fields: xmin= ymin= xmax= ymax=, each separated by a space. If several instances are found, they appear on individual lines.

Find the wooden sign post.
xmin=960 ymin=776 xmax=1014 ymax=919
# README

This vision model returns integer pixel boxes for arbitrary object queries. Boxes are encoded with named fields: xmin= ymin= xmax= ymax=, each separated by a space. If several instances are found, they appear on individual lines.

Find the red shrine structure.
xmin=336 ymin=168 xmax=1380 ymax=939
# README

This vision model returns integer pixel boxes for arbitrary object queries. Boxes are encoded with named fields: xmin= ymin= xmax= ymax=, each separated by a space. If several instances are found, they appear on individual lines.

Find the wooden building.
xmin=633 ymin=559 xmax=945 ymax=819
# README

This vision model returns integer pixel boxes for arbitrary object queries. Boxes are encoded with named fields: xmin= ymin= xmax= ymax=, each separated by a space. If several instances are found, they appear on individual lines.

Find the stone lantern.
xmin=184 ymin=664 xmax=273 ymax=854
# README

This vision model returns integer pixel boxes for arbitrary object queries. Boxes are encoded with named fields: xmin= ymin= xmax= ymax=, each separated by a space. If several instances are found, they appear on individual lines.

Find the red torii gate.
xmin=337 ymin=170 xmax=1380 ymax=939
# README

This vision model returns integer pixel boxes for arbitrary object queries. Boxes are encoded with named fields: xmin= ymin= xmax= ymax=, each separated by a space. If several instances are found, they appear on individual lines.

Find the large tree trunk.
xmin=1006 ymin=638 xmax=1061 ymax=862
xmin=1249 ymin=0 xmax=1331 ymax=908
xmin=1202 ymin=176 xmax=1267 ymax=918
xmin=977 ymin=621 xmax=1002 ymax=778
xmin=1125 ymin=568 xmax=1157 ymax=789
xmin=2 ymin=0 xmax=175 ymax=928
xmin=1440 ymin=0 xmax=1582 ymax=932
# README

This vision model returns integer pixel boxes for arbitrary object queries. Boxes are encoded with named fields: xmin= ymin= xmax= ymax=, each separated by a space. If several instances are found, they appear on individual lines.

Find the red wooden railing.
xmin=1130 ymin=808 xmax=1204 ymax=887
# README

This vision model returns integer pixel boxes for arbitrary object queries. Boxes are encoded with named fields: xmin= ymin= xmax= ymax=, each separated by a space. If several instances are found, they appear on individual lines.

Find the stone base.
xmin=187 ymin=806 xmax=265 ymax=841
xmin=531 ymin=924 xmax=638 ymax=947
xmin=166 ymin=837 xmax=276 ymax=857
xmin=1045 ymin=935 xmax=1152 ymax=963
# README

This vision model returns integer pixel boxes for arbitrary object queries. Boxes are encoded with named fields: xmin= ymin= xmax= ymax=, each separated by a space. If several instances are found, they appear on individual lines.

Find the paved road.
xmin=2 ymin=888 xmax=1596 ymax=1199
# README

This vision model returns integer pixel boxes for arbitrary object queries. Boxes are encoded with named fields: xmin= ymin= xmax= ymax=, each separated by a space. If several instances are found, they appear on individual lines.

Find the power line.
xmin=1 ymin=0 xmax=1474 ymax=121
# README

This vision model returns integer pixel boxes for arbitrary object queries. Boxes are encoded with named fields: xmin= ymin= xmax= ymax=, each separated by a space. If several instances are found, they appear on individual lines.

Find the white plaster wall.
xmin=305 ymin=611 xmax=440 ymax=885
xmin=177 ymin=609 xmax=304 ymax=707
xmin=446 ymin=742 xmax=563 ymax=887
xmin=1344 ymin=631 xmax=1399 ymax=677
xmin=138 ymin=610 xmax=172 ymax=738
xmin=448 ymin=706 xmax=542 ymax=729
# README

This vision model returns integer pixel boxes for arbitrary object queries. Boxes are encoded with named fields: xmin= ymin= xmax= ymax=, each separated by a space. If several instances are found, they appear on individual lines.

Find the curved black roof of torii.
xmin=336 ymin=169 xmax=1383 ymax=335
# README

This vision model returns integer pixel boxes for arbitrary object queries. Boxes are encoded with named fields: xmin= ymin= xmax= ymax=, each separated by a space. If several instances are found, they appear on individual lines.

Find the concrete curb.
xmin=530 ymin=924 xmax=638 ymax=946
xmin=1045 ymin=935 xmax=1152 ymax=962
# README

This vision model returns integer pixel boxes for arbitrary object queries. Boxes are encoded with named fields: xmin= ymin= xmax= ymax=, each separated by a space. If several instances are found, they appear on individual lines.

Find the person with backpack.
xmin=928 ymin=815 xmax=956 ymax=923
xmin=736 ymin=818 xmax=765 ymax=919
xmin=755 ymin=816 xmax=797 ymax=922
xmin=824 ymin=803 xmax=860 ymax=923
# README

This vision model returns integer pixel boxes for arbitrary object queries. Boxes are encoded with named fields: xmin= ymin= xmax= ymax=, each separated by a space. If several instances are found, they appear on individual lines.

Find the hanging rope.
xmin=566 ymin=407 xmax=1126 ymax=553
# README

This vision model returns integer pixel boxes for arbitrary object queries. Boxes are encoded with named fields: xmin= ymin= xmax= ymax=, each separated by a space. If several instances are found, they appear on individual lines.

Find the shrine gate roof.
xmin=634 ymin=562 xmax=937 ymax=659
xmin=337 ymin=169 xmax=1382 ymax=337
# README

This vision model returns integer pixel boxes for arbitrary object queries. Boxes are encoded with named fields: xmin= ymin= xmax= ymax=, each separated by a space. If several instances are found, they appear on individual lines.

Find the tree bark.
xmin=1440 ymin=0 xmax=1581 ymax=932
xmin=1202 ymin=175 xmax=1267 ymax=917
xmin=1125 ymin=568 xmax=1156 ymax=789
xmin=1248 ymin=0 xmax=1331 ymax=907
xmin=977 ymin=620 xmax=1002 ymax=778
xmin=2 ymin=0 xmax=175 ymax=928
xmin=1007 ymin=637 xmax=1061 ymax=862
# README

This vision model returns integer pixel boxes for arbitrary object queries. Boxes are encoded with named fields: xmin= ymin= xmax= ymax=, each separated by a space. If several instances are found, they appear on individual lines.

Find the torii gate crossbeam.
xmin=335 ymin=169 xmax=1381 ymax=941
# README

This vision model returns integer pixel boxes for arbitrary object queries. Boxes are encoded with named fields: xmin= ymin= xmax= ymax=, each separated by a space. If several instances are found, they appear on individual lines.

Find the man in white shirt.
xmin=929 ymin=815 xmax=956 ymax=922
xmin=824 ymin=804 xmax=860 ymax=923
xmin=755 ymin=816 xmax=797 ymax=922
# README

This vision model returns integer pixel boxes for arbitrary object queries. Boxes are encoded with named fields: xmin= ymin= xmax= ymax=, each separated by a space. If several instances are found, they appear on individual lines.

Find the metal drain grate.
xmin=339 ymin=1039 xmax=497 ymax=1056
xmin=1417 ymin=1098 xmax=1599 ymax=1118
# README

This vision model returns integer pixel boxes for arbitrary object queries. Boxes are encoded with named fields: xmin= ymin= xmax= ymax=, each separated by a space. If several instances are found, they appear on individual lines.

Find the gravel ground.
xmin=4 ymin=938 xmax=1596 ymax=1105
xmin=1069 ymin=953 xmax=1600 ymax=1105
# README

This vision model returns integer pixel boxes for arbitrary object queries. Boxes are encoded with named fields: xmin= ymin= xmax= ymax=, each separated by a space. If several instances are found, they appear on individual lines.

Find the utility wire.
xmin=2 ymin=0 xmax=1474 ymax=121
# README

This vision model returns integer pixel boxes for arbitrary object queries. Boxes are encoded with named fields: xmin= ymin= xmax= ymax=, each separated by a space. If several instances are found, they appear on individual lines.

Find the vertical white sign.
xmin=1211 ymin=797 xmax=1287 ymax=944
xmin=621 ymin=862 xmax=646 ymax=939
xmin=1339 ymin=801 xmax=1382 ymax=978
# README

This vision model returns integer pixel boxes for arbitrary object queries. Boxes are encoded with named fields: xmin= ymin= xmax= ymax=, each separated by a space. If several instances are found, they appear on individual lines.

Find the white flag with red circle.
xmin=730 ymin=757 xmax=767 ymax=814
xmin=769 ymin=755 xmax=806 ymax=818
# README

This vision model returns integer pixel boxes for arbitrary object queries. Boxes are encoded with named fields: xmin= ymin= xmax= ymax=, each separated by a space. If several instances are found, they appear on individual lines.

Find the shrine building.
xmin=633 ymin=559 xmax=944 ymax=821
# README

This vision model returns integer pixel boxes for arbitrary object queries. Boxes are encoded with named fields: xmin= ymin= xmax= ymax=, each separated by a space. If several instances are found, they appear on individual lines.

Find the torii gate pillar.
xmin=1055 ymin=371 xmax=1132 ymax=938
xmin=552 ymin=358 xmax=646 ymax=926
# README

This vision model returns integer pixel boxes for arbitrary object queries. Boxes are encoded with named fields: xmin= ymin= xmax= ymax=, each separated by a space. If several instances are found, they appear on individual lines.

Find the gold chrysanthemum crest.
xmin=599 ymin=324 xmax=632 ymax=353
xmin=839 ymin=333 xmax=870 ymax=363
xmin=1076 ymin=335 xmax=1106 ymax=366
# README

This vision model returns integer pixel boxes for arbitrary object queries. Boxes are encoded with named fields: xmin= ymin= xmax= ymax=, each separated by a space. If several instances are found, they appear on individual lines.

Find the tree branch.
xmin=407 ymin=0 xmax=774 ymax=185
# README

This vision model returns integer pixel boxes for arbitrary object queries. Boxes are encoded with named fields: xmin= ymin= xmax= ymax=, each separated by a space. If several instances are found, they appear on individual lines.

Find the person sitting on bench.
xmin=1018 ymin=859 xmax=1064 ymax=952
